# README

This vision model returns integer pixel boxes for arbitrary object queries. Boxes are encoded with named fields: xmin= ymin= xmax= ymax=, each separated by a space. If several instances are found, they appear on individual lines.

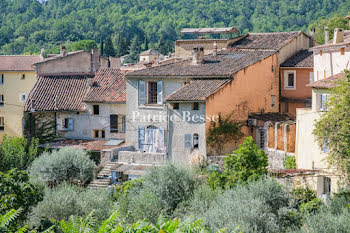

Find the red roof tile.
xmin=0 ymin=55 xmax=41 ymax=71
xmin=249 ymin=112 xmax=295 ymax=122
xmin=307 ymin=72 xmax=345 ymax=89
xmin=42 ymin=139 xmax=125 ymax=151
xmin=25 ymin=73 xmax=94 ymax=112
xmin=84 ymin=68 xmax=126 ymax=103
xmin=280 ymin=50 xmax=313 ymax=67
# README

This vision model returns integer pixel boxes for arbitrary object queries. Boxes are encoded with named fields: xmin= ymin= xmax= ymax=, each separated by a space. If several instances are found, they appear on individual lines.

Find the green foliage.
xmin=207 ymin=113 xmax=243 ymax=155
xmin=0 ymin=208 xmax=22 ymax=232
xmin=104 ymin=36 xmax=115 ymax=57
xmin=125 ymin=36 xmax=141 ymax=63
xmin=29 ymin=147 xmax=95 ymax=187
xmin=24 ymin=113 xmax=57 ymax=144
xmin=299 ymin=198 xmax=323 ymax=215
xmin=71 ymin=40 xmax=97 ymax=51
xmin=313 ymin=70 xmax=350 ymax=182
xmin=284 ymin=155 xmax=296 ymax=169
xmin=0 ymin=136 xmax=39 ymax=172
xmin=27 ymin=183 xmax=113 ymax=229
xmin=209 ymin=137 xmax=268 ymax=189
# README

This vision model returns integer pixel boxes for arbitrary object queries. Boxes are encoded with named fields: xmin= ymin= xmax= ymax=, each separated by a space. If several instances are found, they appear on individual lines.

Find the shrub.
xmin=284 ymin=155 xmax=296 ymax=169
xmin=299 ymin=198 xmax=323 ymax=214
xmin=27 ymin=183 xmax=113 ymax=228
xmin=29 ymin=147 xmax=95 ymax=187
xmin=201 ymin=178 xmax=300 ymax=233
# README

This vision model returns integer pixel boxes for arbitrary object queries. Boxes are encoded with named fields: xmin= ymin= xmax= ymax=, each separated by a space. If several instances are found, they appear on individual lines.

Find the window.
xmin=0 ymin=95 xmax=3 ymax=106
xmin=148 ymin=82 xmax=158 ymax=104
xmin=323 ymin=177 xmax=331 ymax=194
xmin=93 ymin=129 xmax=105 ymax=138
xmin=193 ymin=102 xmax=199 ymax=110
xmin=93 ymin=105 xmax=99 ymax=115
xmin=341 ymin=48 xmax=345 ymax=55
xmin=93 ymin=130 xmax=99 ymax=138
xmin=271 ymin=95 xmax=275 ymax=107
xmin=173 ymin=103 xmax=179 ymax=110
xmin=122 ymin=115 xmax=126 ymax=133
xmin=138 ymin=125 xmax=165 ymax=152
xmin=19 ymin=93 xmax=26 ymax=102
xmin=101 ymin=130 xmax=105 ymax=138
xmin=21 ymin=74 xmax=25 ymax=80
xmin=0 ymin=117 xmax=4 ymax=131
xmin=110 ymin=114 xmax=118 ymax=133
xmin=284 ymin=71 xmax=296 ymax=89
xmin=193 ymin=133 xmax=199 ymax=149
xmin=184 ymin=133 xmax=192 ymax=149
xmin=258 ymin=129 xmax=266 ymax=149
xmin=62 ymin=118 xmax=73 ymax=130
xmin=309 ymin=72 xmax=314 ymax=84
xmin=284 ymin=102 xmax=289 ymax=113
xmin=320 ymin=94 xmax=327 ymax=111
xmin=0 ymin=74 xmax=3 ymax=84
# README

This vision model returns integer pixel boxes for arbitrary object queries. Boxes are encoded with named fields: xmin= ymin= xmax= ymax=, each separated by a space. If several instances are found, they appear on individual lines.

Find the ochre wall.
xmin=280 ymin=68 xmax=313 ymax=99
xmin=205 ymin=54 xmax=279 ymax=155
xmin=267 ymin=123 xmax=296 ymax=153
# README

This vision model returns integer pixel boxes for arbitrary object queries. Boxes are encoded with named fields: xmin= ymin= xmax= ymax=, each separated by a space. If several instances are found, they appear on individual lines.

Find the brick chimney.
xmin=333 ymin=28 xmax=344 ymax=44
xmin=324 ymin=27 xmax=329 ymax=44
xmin=192 ymin=47 xmax=200 ymax=65
xmin=60 ymin=45 xmax=66 ymax=56
xmin=91 ymin=47 xmax=100 ymax=72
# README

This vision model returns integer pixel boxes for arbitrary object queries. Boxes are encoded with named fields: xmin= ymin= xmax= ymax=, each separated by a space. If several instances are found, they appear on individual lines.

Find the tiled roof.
xmin=139 ymin=49 xmax=160 ymax=56
xmin=280 ymin=97 xmax=311 ymax=104
xmin=41 ymin=139 xmax=125 ymax=151
xmin=307 ymin=72 xmax=345 ymax=89
xmin=165 ymin=78 xmax=231 ymax=101
xmin=34 ymin=50 xmax=86 ymax=64
xmin=249 ymin=112 xmax=295 ymax=122
xmin=311 ymin=30 xmax=350 ymax=50
xmin=84 ymin=68 xmax=126 ymax=103
xmin=230 ymin=31 xmax=304 ymax=50
xmin=25 ymin=73 xmax=94 ymax=112
xmin=126 ymin=49 xmax=276 ymax=77
xmin=0 ymin=55 xmax=41 ymax=71
xmin=280 ymin=50 xmax=313 ymax=67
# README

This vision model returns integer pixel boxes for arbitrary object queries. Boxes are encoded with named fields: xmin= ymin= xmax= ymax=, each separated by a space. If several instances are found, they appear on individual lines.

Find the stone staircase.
xmin=88 ymin=161 xmax=118 ymax=189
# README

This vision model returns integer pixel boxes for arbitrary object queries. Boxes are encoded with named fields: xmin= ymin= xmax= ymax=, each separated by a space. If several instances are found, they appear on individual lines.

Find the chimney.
xmin=39 ymin=48 xmax=45 ymax=60
xmin=309 ymin=29 xmax=315 ymax=47
xmin=213 ymin=41 xmax=217 ymax=56
xmin=91 ymin=47 xmax=100 ymax=72
xmin=324 ymin=27 xmax=329 ymax=44
xmin=199 ymin=47 xmax=204 ymax=63
xmin=191 ymin=47 xmax=200 ymax=65
xmin=60 ymin=45 xmax=66 ymax=56
xmin=333 ymin=28 xmax=344 ymax=44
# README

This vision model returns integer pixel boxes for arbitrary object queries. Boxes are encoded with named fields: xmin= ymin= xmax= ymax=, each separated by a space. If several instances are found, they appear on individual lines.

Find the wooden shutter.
xmin=157 ymin=81 xmax=163 ymax=104
xmin=138 ymin=126 xmax=145 ymax=151
xmin=138 ymin=80 xmax=146 ymax=105
xmin=184 ymin=133 xmax=192 ymax=149
xmin=68 ymin=118 xmax=74 ymax=130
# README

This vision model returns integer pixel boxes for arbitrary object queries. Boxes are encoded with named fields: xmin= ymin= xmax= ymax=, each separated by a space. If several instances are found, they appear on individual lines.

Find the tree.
xmin=104 ymin=36 xmax=115 ymax=57
xmin=99 ymin=37 xmax=104 ymax=56
xmin=313 ymin=70 xmax=350 ymax=183
xmin=143 ymin=34 xmax=149 ymax=51
xmin=126 ymin=35 xmax=141 ymax=63
xmin=0 ymin=136 xmax=39 ymax=172
xmin=71 ymin=40 xmax=97 ymax=51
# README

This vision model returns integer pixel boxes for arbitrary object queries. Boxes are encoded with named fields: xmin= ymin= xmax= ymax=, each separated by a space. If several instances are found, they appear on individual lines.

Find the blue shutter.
xmin=68 ymin=118 xmax=74 ymax=130
xmin=138 ymin=80 xmax=146 ymax=105
xmin=184 ymin=133 xmax=192 ymax=149
xmin=138 ymin=126 xmax=145 ymax=151
xmin=157 ymin=81 xmax=163 ymax=104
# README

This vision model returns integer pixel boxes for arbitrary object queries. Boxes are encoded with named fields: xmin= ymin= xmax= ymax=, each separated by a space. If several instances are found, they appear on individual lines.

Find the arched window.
xmin=193 ymin=133 xmax=199 ymax=149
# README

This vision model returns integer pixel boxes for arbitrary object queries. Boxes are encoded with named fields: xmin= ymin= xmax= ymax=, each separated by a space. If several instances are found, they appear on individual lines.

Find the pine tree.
xmin=99 ymin=37 xmax=104 ymax=56
xmin=127 ymin=36 xmax=141 ymax=63
xmin=104 ymin=36 xmax=115 ymax=57
xmin=143 ymin=35 xmax=149 ymax=51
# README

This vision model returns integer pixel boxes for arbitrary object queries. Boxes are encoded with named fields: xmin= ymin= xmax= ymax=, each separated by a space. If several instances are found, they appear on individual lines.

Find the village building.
xmin=139 ymin=49 xmax=162 ymax=63
xmin=295 ymin=27 xmax=350 ymax=196
xmin=0 ymin=55 xmax=41 ymax=140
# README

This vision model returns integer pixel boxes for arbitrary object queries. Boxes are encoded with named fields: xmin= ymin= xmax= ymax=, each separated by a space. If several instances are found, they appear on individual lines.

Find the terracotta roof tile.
xmin=84 ymin=68 xmax=126 ymax=103
xmin=165 ymin=79 xmax=231 ymax=101
xmin=42 ymin=139 xmax=125 ymax=151
xmin=230 ymin=31 xmax=304 ymax=50
xmin=25 ymin=73 xmax=94 ymax=112
xmin=307 ymin=72 xmax=345 ymax=89
xmin=126 ymin=49 xmax=276 ymax=77
xmin=280 ymin=50 xmax=313 ymax=67
xmin=249 ymin=112 xmax=295 ymax=122
xmin=0 ymin=55 xmax=41 ymax=71
xmin=139 ymin=49 xmax=160 ymax=56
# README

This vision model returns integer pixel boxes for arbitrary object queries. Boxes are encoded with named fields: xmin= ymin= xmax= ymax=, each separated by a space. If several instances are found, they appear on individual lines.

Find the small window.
xmin=323 ymin=177 xmax=331 ymax=194
xmin=258 ymin=129 xmax=266 ymax=149
xmin=93 ymin=129 xmax=105 ymax=138
xmin=21 ymin=74 xmax=25 ymax=80
xmin=341 ymin=48 xmax=345 ymax=55
xmin=0 ymin=95 xmax=4 ymax=106
xmin=62 ymin=118 xmax=73 ymax=130
xmin=110 ymin=114 xmax=118 ymax=133
xmin=19 ymin=93 xmax=26 ymax=102
xmin=0 ymin=74 xmax=3 ymax=84
xmin=193 ymin=133 xmax=199 ymax=149
xmin=173 ymin=103 xmax=179 ymax=110
xmin=93 ymin=130 xmax=99 ymax=138
xmin=122 ymin=115 xmax=126 ymax=133
xmin=148 ymin=82 xmax=158 ymax=104
xmin=184 ymin=133 xmax=192 ymax=149
xmin=284 ymin=102 xmax=289 ymax=113
xmin=0 ymin=117 xmax=4 ymax=131
xmin=284 ymin=71 xmax=296 ymax=89
xmin=101 ymin=130 xmax=105 ymax=138
xmin=271 ymin=95 xmax=275 ymax=107
xmin=193 ymin=102 xmax=199 ymax=110
xmin=93 ymin=105 xmax=99 ymax=115
xmin=288 ymin=73 xmax=294 ymax=87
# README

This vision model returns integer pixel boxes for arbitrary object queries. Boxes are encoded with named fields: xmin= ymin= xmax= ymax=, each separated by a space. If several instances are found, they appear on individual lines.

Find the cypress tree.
xmin=104 ymin=36 xmax=115 ymax=57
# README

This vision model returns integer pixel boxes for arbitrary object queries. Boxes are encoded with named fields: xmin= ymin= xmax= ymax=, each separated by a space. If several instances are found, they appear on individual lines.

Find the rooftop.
xmin=280 ymin=50 xmax=313 ymax=68
xmin=41 ymin=139 xmax=125 ymax=151
xmin=307 ymin=72 xmax=345 ymax=89
xmin=249 ymin=112 xmax=295 ymax=122
xmin=139 ymin=49 xmax=160 ymax=56
xmin=311 ymin=30 xmax=350 ymax=50
xmin=181 ymin=27 xmax=240 ymax=34
xmin=84 ymin=68 xmax=126 ymax=103
xmin=0 ymin=55 xmax=41 ymax=71
xmin=34 ymin=50 xmax=86 ymax=65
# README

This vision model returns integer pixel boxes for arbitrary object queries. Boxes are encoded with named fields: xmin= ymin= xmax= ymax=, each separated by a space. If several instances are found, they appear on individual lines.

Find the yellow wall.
xmin=0 ymin=71 xmax=37 ymax=140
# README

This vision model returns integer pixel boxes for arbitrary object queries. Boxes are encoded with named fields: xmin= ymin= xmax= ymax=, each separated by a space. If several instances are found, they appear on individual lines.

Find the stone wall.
xmin=118 ymin=151 xmax=166 ymax=165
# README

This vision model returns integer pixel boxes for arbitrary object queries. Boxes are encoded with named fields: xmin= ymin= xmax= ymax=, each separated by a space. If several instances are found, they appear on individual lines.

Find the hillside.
xmin=1 ymin=0 xmax=350 ymax=55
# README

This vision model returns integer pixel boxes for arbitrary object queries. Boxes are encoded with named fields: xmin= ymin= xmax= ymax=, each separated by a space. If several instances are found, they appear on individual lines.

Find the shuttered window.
xmin=138 ymin=80 xmax=146 ymax=105
xmin=157 ymin=80 xmax=163 ymax=104
xmin=110 ymin=114 xmax=118 ymax=133
xmin=148 ymin=82 xmax=158 ymax=104
xmin=138 ymin=126 xmax=145 ymax=151
xmin=121 ymin=115 xmax=126 ymax=133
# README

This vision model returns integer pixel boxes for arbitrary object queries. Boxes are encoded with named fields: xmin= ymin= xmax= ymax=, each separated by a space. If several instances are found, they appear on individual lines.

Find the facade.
xmin=0 ymin=55 xmax=41 ymax=139
xmin=295 ymin=28 xmax=350 ymax=196
xmin=122 ymin=31 xmax=311 ymax=164
xmin=139 ymin=49 xmax=161 ymax=63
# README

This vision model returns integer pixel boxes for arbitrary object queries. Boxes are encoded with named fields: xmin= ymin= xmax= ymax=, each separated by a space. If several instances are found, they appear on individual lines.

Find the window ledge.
xmin=139 ymin=104 xmax=164 ymax=110
xmin=284 ymin=86 xmax=296 ymax=90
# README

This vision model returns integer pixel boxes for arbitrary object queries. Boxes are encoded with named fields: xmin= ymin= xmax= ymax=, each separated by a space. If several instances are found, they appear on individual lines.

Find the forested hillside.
xmin=1 ymin=0 xmax=350 ymax=55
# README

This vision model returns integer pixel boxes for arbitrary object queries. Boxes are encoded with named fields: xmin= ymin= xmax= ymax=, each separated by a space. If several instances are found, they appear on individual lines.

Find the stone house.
xmin=139 ymin=49 xmax=161 ymax=63
xmin=121 ymin=31 xmax=311 ymax=164
xmin=295 ymin=27 xmax=350 ymax=196
xmin=0 ymin=55 xmax=41 ymax=140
